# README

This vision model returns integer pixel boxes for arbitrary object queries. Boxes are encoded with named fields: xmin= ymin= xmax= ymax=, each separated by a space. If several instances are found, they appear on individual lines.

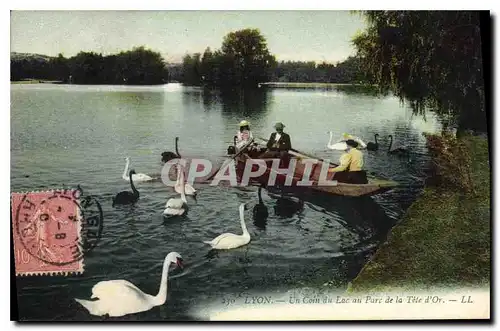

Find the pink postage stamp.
xmin=11 ymin=190 xmax=85 ymax=276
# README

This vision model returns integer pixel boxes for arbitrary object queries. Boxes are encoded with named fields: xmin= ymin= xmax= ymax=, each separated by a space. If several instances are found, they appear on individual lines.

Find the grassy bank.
xmin=349 ymin=135 xmax=490 ymax=292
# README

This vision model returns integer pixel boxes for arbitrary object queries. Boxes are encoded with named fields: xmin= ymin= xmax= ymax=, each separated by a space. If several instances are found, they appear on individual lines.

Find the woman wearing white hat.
xmin=235 ymin=120 xmax=254 ymax=150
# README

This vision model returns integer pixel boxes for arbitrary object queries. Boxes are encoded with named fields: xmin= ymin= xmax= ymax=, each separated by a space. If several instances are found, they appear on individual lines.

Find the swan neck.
xmin=175 ymin=139 xmax=180 ymax=157
xmin=240 ymin=207 xmax=248 ymax=235
xmin=153 ymin=258 xmax=171 ymax=306
xmin=374 ymin=134 xmax=378 ymax=144
xmin=328 ymin=132 xmax=334 ymax=145
xmin=123 ymin=159 xmax=130 ymax=179
xmin=258 ymin=187 xmax=263 ymax=204
xmin=130 ymin=174 xmax=138 ymax=195
xmin=178 ymin=165 xmax=187 ymax=203
xmin=388 ymin=135 xmax=393 ymax=151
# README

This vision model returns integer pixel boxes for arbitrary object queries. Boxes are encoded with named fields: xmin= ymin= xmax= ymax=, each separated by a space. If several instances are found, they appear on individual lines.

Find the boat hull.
xmin=235 ymin=152 xmax=398 ymax=197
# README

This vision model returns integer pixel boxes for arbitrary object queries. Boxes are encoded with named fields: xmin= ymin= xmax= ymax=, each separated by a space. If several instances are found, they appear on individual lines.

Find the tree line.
xmin=172 ymin=28 xmax=366 ymax=86
xmin=172 ymin=55 xmax=366 ymax=86
xmin=11 ymin=46 xmax=168 ymax=85
xmin=11 ymin=28 xmax=366 ymax=87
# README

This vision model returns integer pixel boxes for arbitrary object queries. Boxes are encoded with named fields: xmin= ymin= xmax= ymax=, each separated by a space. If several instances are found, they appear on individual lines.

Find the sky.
xmin=10 ymin=11 xmax=367 ymax=64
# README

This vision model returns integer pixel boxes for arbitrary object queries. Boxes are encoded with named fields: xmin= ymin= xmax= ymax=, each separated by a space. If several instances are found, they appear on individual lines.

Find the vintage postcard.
xmin=10 ymin=10 xmax=490 ymax=321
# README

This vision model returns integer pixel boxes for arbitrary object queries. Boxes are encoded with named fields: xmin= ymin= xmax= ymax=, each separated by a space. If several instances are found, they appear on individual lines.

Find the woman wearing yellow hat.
xmin=342 ymin=133 xmax=367 ymax=149
xmin=328 ymin=139 xmax=368 ymax=184
xmin=235 ymin=120 xmax=254 ymax=150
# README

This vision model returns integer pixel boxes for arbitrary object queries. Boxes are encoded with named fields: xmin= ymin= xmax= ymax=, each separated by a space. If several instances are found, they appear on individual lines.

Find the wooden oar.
xmin=256 ymin=136 xmax=335 ymax=166
xmin=206 ymin=138 xmax=255 ymax=181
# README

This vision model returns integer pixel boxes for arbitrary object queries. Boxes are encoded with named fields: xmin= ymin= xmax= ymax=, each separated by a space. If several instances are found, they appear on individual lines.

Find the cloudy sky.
xmin=10 ymin=11 xmax=367 ymax=63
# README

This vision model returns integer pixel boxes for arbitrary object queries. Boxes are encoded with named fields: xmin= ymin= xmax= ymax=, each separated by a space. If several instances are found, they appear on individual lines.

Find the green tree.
xmin=182 ymin=53 xmax=202 ymax=86
xmin=116 ymin=46 xmax=168 ymax=84
xmin=69 ymin=51 xmax=104 ymax=84
xmin=200 ymin=47 xmax=218 ymax=86
xmin=220 ymin=28 xmax=276 ymax=88
xmin=48 ymin=53 xmax=70 ymax=82
xmin=352 ymin=11 xmax=487 ymax=134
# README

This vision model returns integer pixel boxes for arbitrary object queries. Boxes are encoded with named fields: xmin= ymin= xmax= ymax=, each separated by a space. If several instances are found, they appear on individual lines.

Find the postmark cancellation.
xmin=11 ymin=188 xmax=102 ymax=276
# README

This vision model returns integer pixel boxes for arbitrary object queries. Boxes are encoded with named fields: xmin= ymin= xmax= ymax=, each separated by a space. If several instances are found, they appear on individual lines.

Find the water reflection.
xmin=268 ymin=188 xmax=395 ymax=242
xmin=311 ymin=193 xmax=394 ymax=240
xmin=218 ymin=88 xmax=272 ymax=116
xmin=181 ymin=88 xmax=203 ymax=107
xmin=108 ymin=91 xmax=166 ymax=107
xmin=333 ymin=84 xmax=390 ymax=97
xmin=181 ymin=87 xmax=272 ymax=116
xmin=201 ymin=88 xmax=219 ymax=111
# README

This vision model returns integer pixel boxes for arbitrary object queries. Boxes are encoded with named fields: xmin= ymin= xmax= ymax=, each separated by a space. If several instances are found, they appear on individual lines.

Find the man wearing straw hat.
xmin=260 ymin=122 xmax=292 ymax=159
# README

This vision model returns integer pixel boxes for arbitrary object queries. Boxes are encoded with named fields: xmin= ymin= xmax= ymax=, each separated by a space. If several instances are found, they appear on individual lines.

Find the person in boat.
xmin=235 ymin=120 xmax=254 ymax=150
xmin=328 ymin=139 xmax=368 ymax=184
xmin=259 ymin=122 xmax=292 ymax=159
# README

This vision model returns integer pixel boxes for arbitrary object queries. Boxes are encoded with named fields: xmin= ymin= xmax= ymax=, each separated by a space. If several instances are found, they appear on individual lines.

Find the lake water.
xmin=11 ymin=83 xmax=441 ymax=321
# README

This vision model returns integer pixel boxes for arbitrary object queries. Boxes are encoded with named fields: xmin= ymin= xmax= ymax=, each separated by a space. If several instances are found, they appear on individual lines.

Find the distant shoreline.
xmin=10 ymin=81 xmax=377 ymax=90
xmin=11 ymin=79 xmax=63 ymax=84
xmin=258 ymin=82 xmax=376 ymax=88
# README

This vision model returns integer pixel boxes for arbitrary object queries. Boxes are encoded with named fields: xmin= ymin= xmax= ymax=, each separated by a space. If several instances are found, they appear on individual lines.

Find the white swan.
xmin=122 ymin=157 xmax=153 ymax=182
xmin=327 ymin=131 xmax=367 ymax=150
xmin=74 ymin=252 xmax=183 ymax=317
xmin=327 ymin=131 xmax=348 ymax=150
xmin=203 ymin=203 xmax=251 ymax=249
xmin=164 ymin=163 xmax=188 ymax=216
xmin=174 ymin=164 xmax=197 ymax=196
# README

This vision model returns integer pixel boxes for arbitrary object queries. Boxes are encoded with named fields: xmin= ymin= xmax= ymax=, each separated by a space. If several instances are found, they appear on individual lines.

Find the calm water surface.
xmin=11 ymin=83 xmax=441 ymax=320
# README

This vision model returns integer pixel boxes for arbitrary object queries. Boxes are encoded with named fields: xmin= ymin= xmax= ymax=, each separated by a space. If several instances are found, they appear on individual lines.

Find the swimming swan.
xmin=327 ymin=131 xmax=348 ymax=150
xmin=161 ymin=137 xmax=180 ymax=163
xmin=174 ymin=165 xmax=197 ymax=196
xmin=164 ymin=164 xmax=188 ymax=217
xmin=113 ymin=170 xmax=139 ymax=207
xmin=366 ymin=133 xmax=380 ymax=151
xmin=274 ymin=196 xmax=304 ymax=218
xmin=122 ymin=157 xmax=153 ymax=182
xmin=203 ymin=203 xmax=250 ymax=250
xmin=74 ymin=252 xmax=183 ymax=317
xmin=388 ymin=135 xmax=409 ymax=155
xmin=252 ymin=186 xmax=268 ymax=221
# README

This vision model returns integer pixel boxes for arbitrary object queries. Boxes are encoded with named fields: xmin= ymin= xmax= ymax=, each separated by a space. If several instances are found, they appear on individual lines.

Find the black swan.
xmin=161 ymin=137 xmax=181 ymax=163
xmin=366 ymin=134 xmax=379 ymax=151
xmin=388 ymin=135 xmax=409 ymax=155
xmin=227 ymin=135 xmax=237 ymax=155
xmin=274 ymin=196 xmax=304 ymax=218
xmin=113 ymin=170 xmax=139 ymax=206
xmin=253 ymin=186 xmax=269 ymax=221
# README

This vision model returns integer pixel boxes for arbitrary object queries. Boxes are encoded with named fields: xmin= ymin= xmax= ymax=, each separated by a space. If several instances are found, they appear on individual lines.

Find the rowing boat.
xmin=234 ymin=138 xmax=399 ymax=197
